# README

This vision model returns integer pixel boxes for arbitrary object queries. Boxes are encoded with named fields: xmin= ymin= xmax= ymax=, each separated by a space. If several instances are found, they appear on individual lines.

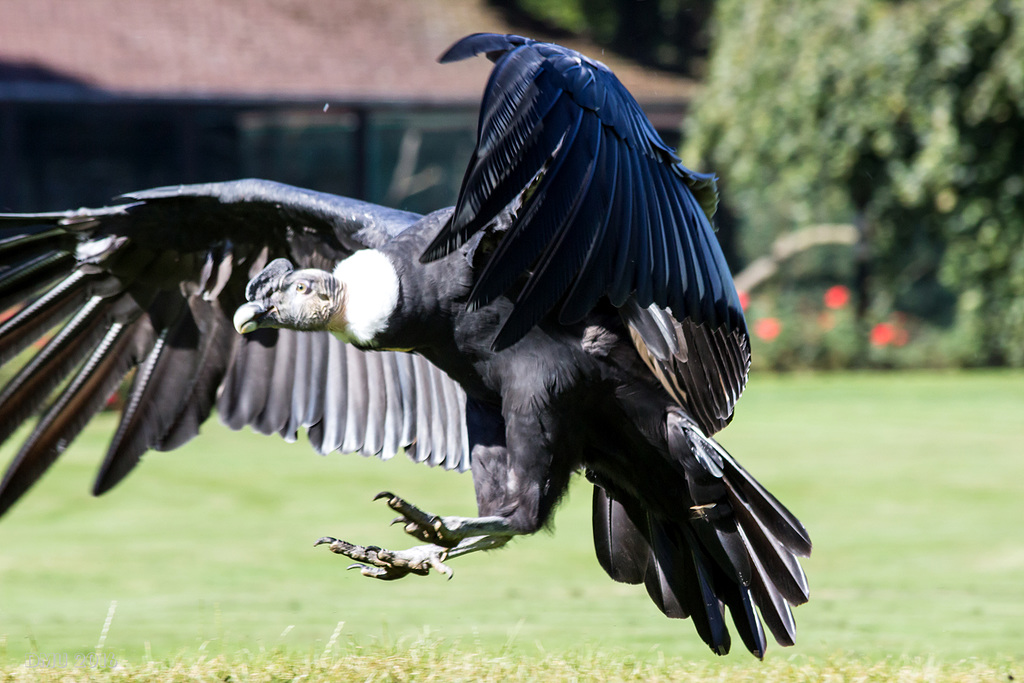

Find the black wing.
xmin=622 ymin=299 xmax=750 ymax=435
xmin=0 ymin=179 xmax=468 ymax=518
xmin=424 ymin=33 xmax=749 ymax=429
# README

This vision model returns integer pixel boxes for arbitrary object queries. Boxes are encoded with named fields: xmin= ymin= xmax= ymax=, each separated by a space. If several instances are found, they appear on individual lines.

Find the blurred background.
xmin=0 ymin=0 xmax=690 ymax=219
xmin=3 ymin=0 xmax=1019 ymax=373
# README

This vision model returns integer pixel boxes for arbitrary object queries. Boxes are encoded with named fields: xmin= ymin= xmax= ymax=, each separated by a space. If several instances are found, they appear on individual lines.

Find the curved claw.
xmin=429 ymin=556 xmax=455 ymax=580
xmin=371 ymin=492 xmax=456 ymax=546
xmin=317 ymin=491 xmax=486 ymax=582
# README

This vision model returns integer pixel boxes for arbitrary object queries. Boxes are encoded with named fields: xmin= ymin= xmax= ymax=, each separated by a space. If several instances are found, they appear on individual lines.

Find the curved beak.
xmin=233 ymin=302 xmax=273 ymax=334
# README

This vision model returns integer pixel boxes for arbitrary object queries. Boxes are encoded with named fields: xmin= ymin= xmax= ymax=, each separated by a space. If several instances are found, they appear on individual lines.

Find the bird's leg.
xmin=317 ymin=405 xmax=563 ymax=582
xmin=376 ymin=490 xmax=521 ymax=547
xmin=315 ymin=534 xmax=510 ymax=581
xmin=314 ymin=486 xmax=526 ymax=581
xmin=314 ymin=538 xmax=444 ymax=580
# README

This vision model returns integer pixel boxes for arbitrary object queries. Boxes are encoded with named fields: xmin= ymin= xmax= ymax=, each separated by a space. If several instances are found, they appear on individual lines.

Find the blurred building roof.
xmin=0 ymin=0 xmax=694 ymax=104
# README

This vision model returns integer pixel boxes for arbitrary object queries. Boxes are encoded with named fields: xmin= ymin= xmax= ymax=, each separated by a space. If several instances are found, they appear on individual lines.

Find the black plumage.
xmin=0 ymin=33 xmax=810 ymax=658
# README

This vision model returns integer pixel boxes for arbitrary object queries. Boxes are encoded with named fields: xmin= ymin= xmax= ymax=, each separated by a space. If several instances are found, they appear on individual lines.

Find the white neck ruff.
xmin=332 ymin=249 xmax=399 ymax=346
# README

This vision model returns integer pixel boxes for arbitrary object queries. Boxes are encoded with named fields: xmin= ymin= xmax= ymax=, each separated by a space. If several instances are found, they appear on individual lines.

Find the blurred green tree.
xmin=685 ymin=0 xmax=1024 ymax=365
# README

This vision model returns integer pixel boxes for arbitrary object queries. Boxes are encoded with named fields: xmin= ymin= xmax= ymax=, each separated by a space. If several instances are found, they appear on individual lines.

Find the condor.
xmin=0 ymin=33 xmax=809 ymax=657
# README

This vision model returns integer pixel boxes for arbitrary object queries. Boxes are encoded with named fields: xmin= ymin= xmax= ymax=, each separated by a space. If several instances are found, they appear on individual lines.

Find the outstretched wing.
xmin=0 ymin=179 xmax=468 ymax=518
xmin=424 ymin=33 xmax=750 ymax=428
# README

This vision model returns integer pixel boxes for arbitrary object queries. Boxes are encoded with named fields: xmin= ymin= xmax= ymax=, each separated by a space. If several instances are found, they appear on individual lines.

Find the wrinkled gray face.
xmin=233 ymin=258 xmax=343 ymax=334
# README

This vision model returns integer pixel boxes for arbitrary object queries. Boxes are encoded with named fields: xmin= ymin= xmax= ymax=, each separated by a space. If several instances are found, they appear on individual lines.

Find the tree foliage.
xmin=685 ymin=0 xmax=1024 ymax=365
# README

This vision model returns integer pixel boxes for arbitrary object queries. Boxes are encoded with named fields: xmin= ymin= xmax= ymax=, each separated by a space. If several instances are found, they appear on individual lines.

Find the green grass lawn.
xmin=0 ymin=371 xmax=1022 ymax=679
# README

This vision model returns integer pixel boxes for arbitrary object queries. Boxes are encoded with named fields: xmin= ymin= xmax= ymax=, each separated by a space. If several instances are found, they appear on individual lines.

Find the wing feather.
xmin=379 ymin=346 xmax=405 ymax=458
xmin=0 ymin=316 xmax=147 ymax=516
xmin=255 ymin=329 xmax=298 ymax=437
xmin=0 ymin=180 xmax=467 ymax=517
xmin=624 ymin=298 xmax=751 ymax=435
xmin=95 ymin=296 xmax=199 ymax=493
xmin=425 ymin=33 xmax=742 ymax=353
xmin=308 ymin=333 xmax=345 ymax=454
xmin=425 ymin=357 xmax=448 ymax=467
xmin=0 ymin=295 xmax=112 ymax=445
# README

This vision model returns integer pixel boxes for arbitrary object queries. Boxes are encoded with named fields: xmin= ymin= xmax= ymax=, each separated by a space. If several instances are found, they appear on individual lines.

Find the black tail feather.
xmin=718 ymin=573 xmax=767 ymax=659
xmin=641 ymin=537 xmax=689 ymax=619
xmin=673 ymin=524 xmax=732 ymax=654
xmin=745 ymin=529 xmax=798 ymax=646
xmin=719 ymin=450 xmax=812 ymax=557
xmin=590 ymin=410 xmax=811 ymax=658
xmin=592 ymin=485 xmax=648 ymax=584
xmin=730 ymin=483 xmax=810 ymax=605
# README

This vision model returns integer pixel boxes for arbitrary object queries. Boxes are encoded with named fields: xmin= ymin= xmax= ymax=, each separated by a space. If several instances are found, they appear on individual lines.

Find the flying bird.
xmin=0 ymin=33 xmax=810 ymax=657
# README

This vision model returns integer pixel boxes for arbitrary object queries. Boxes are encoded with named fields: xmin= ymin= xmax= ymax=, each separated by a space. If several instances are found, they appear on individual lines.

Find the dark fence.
xmin=0 ymin=86 xmax=687 ymax=214
xmin=0 ymin=90 xmax=477 ymax=214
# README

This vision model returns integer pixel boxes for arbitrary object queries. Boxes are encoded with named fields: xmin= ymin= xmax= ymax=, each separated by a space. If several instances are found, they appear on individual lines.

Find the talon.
xmin=429 ymin=556 xmax=454 ymax=579
xmin=328 ymin=539 xmax=351 ymax=552
xmin=373 ymin=493 xmax=456 ymax=545
xmin=316 ymin=492 xmax=497 ymax=581
xmin=359 ymin=565 xmax=405 ymax=580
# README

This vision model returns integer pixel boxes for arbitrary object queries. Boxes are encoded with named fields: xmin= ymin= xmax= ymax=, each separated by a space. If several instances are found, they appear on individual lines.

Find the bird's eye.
xmin=294 ymin=282 xmax=308 ymax=293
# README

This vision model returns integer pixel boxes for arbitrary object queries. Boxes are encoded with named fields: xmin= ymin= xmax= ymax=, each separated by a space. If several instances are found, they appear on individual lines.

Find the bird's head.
xmin=233 ymin=258 xmax=345 ymax=335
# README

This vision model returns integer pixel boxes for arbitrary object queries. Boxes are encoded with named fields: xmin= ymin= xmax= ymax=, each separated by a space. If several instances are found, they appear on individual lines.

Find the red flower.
xmin=754 ymin=317 xmax=782 ymax=342
xmin=823 ymin=285 xmax=850 ymax=310
xmin=737 ymin=290 xmax=750 ymax=311
xmin=870 ymin=322 xmax=896 ymax=347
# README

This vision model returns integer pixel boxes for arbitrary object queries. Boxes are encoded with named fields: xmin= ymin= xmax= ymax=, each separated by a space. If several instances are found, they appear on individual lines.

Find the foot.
xmin=375 ymin=491 xmax=459 ymax=547
xmin=314 ymin=537 xmax=453 ymax=581
xmin=315 ymin=491 xmax=519 ymax=581
xmin=375 ymin=491 xmax=515 ymax=546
